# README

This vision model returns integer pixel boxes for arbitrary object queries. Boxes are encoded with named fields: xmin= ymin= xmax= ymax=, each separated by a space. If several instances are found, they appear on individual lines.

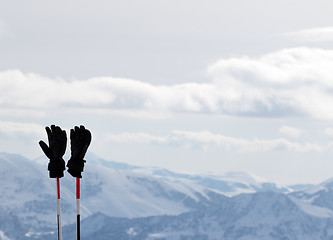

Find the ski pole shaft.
xmin=76 ymin=177 xmax=80 ymax=240
xmin=57 ymin=178 xmax=63 ymax=240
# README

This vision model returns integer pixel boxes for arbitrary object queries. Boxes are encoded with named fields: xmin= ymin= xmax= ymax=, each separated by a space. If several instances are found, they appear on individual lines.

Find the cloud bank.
xmin=106 ymin=130 xmax=326 ymax=153
xmin=279 ymin=126 xmax=303 ymax=138
xmin=0 ymin=121 xmax=44 ymax=137
xmin=324 ymin=128 xmax=333 ymax=136
xmin=1 ymin=47 xmax=333 ymax=119
xmin=284 ymin=27 xmax=333 ymax=42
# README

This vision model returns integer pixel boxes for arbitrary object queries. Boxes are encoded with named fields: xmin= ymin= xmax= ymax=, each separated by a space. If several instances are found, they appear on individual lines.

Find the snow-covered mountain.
xmin=132 ymin=167 xmax=291 ymax=196
xmin=0 ymin=152 xmax=255 ymax=236
xmin=0 ymin=152 xmax=213 ymax=229
xmin=0 ymin=153 xmax=56 ymax=231
xmin=290 ymin=177 xmax=333 ymax=212
xmin=50 ymin=192 xmax=333 ymax=240
xmin=2 ymin=152 xmax=333 ymax=239
xmin=87 ymin=152 xmax=292 ymax=196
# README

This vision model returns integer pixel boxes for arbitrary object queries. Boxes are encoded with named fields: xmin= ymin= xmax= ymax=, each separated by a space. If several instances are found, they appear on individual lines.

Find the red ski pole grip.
xmin=76 ymin=178 xmax=80 ymax=199
xmin=57 ymin=178 xmax=61 ymax=199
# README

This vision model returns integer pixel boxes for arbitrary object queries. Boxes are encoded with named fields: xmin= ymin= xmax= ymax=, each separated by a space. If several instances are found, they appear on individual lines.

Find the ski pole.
xmin=39 ymin=125 xmax=67 ymax=240
xmin=76 ymin=177 xmax=80 ymax=240
xmin=66 ymin=125 xmax=91 ymax=240
xmin=57 ymin=178 xmax=63 ymax=240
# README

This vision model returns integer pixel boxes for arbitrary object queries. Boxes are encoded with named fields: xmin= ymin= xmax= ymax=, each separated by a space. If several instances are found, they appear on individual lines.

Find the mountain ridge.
xmin=1 ymin=152 xmax=333 ymax=239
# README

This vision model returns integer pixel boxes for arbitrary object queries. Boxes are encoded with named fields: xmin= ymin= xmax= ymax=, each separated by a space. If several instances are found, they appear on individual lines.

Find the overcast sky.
xmin=1 ymin=0 xmax=333 ymax=184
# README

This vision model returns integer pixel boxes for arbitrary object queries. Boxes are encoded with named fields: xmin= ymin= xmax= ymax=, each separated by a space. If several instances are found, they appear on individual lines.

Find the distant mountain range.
xmin=0 ymin=152 xmax=332 ymax=240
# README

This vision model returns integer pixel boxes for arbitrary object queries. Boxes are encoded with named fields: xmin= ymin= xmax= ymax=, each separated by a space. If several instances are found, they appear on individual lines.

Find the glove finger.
xmin=81 ymin=126 xmax=87 ymax=140
xmin=39 ymin=140 xmax=51 ymax=158
xmin=70 ymin=128 xmax=75 ymax=141
xmin=79 ymin=125 xmax=86 ymax=140
xmin=50 ymin=125 xmax=57 ymax=141
xmin=55 ymin=125 xmax=62 ymax=133
xmin=75 ymin=126 xmax=83 ymax=140
xmin=54 ymin=126 xmax=63 ymax=141
xmin=84 ymin=129 xmax=92 ymax=144
xmin=61 ymin=129 xmax=67 ymax=140
xmin=45 ymin=126 xmax=52 ymax=143
xmin=71 ymin=126 xmax=78 ymax=140
xmin=80 ymin=129 xmax=91 ymax=158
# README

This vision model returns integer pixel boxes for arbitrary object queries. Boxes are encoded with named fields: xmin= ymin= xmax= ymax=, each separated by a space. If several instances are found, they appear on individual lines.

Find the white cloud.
xmin=107 ymin=132 xmax=167 ymax=144
xmin=283 ymin=27 xmax=333 ymax=42
xmin=0 ymin=70 xmax=115 ymax=108
xmin=279 ymin=126 xmax=303 ymax=138
xmin=106 ymin=130 xmax=325 ymax=153
xmin=0 ymin=121 xmax=44 ymax=137
xmin=0 ymin=69 xmax=219 ymax=114
xmin=207 ymin=47 xmax=333 ymax=119
xmin=2 ymin=47 xmax=333 ymax=120
xmin=324 ymin=128 xmax=333 ymax=136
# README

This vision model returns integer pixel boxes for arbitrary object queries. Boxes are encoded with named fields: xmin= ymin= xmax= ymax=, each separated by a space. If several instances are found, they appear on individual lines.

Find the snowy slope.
xmin=3 ymin=152 xmax=333 ymax=239
xmin=87 ymin=152 xmax=292 ymax=196
xmin=290 ymin=177 xmax=333 ymax=211
xmin=0 ymin=152 xmax=300 ymax=223
xmin=49 ymin=192 xmax=333 ymax=240
xmin=80 ymin=164 xmax=212 ymax=218
xmin=0 ymin=153 xmax=58 ymax=230
xmin=133 ymin=168 xmax=291 ymax=196
xmin=0 ymin=152 xmax=218 ymax=234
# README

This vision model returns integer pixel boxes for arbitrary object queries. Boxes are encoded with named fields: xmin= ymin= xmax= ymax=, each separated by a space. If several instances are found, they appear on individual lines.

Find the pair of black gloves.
xmin=39 ymin=125 xmax=91 ymax=178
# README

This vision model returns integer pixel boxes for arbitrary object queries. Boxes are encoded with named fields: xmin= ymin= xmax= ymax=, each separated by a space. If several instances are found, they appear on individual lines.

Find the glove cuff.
xmin=67 ymin=158 xmax=86 ymax=178
xmin=48 ymin=158 xmax=66 ymax=178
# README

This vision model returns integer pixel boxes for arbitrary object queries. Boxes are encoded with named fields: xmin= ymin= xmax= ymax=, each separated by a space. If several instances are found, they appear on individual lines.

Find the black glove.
xmin=39 ymin=125 xmax=67 ymax=178
xmin=67 ymin=125 xmax=92 ymax=178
